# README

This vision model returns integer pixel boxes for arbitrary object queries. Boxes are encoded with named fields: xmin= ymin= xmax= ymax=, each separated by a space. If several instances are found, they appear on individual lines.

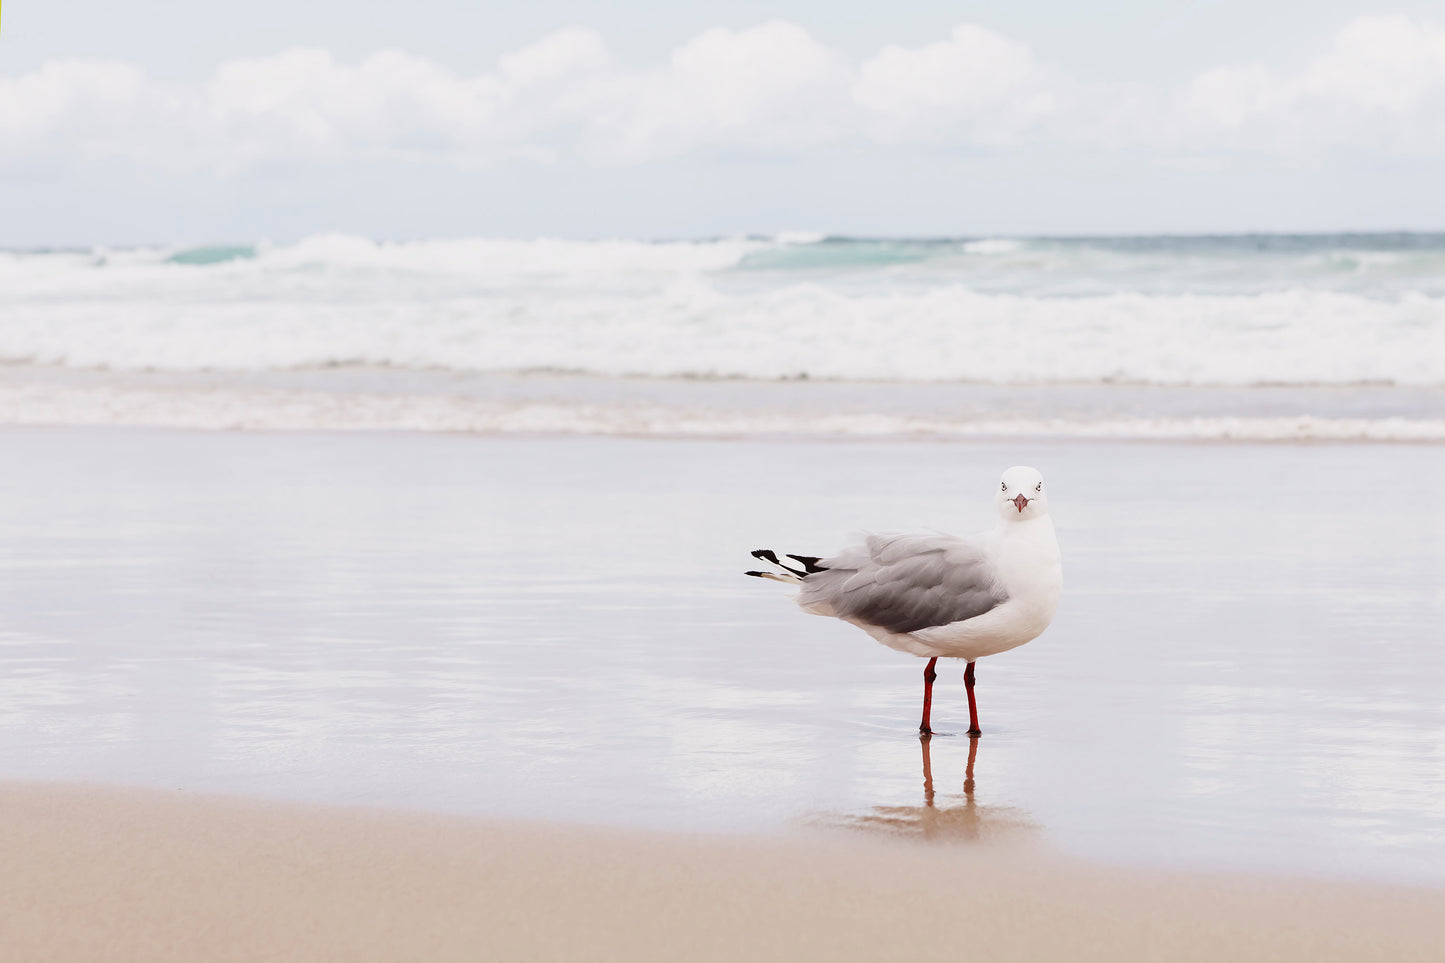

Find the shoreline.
xmin=4 ymin=781 xmax=1443 ymax=962
xmin=0 ymin=367 xmax=1441 ymax=441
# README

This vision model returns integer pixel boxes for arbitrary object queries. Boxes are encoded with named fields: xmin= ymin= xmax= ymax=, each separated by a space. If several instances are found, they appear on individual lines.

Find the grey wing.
xmin=798 ymin=533 xmax=1007 ymax=634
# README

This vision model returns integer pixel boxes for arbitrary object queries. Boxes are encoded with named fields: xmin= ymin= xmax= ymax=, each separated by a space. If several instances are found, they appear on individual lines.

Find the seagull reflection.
xmin=821 ymin=735 xmax=1040 ymax=844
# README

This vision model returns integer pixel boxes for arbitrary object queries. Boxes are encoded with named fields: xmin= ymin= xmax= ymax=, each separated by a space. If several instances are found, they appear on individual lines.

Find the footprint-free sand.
xmin=5 ymin=782 xmax=1443 ymax=962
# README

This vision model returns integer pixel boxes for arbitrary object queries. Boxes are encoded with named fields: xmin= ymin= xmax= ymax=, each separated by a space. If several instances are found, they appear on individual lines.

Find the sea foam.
xmin=1 ymin=379 xmax=1440 ymax=441
xmin=2 ymin=233 xmax=1443 ymax=387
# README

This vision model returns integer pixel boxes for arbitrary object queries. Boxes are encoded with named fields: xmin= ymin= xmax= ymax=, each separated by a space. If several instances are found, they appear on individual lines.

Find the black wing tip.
xmin=786 ymin=554 xmax=828 ymax=573
xmin=750 ymin=547 xmax=811 ymax=577
xmin=744 ymin=570 xmax=767 ymax=578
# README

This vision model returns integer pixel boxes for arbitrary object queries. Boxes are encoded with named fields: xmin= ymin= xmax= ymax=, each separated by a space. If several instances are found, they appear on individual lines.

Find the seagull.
xmin=746 ymin=466 xmax=1062 ymax=736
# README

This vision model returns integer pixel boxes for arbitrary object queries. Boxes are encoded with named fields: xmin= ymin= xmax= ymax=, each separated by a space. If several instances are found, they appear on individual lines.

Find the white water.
xmin=4 ymin=233 xmax=1444 ymax=386
xmin=2 ymin=233 xmax=1442 ymax=438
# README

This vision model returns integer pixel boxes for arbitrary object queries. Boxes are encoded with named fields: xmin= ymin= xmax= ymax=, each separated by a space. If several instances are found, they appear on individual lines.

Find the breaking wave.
xmin=0 ymin=232 xmax=1442 ymax=387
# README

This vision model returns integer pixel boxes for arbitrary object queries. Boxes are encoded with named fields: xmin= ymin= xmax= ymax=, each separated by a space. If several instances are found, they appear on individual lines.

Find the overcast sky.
xmin=4 ymin=1 xmax=1445 ymax=243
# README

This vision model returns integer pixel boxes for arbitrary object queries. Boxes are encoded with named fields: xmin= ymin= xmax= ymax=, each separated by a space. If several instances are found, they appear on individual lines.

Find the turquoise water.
xmin=165 ymin=245 xmax=256 ymax=266
xmin=730 ymin=233 xmax=1445 ymax=298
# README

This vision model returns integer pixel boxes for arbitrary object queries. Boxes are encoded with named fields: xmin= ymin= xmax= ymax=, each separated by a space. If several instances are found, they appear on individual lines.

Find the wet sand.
xmin=4 ymin=781 xmax=1443 ymax=962
xmin=0 ymin=429 xmax=1442 ymax=884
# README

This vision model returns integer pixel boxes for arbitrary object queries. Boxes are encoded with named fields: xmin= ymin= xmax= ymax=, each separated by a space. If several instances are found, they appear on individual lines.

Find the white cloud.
xmin=0 ymin=59 xmax=152 ymax=161
xmin=206 ymin=31 xmax=616 ymax=164
xmin=1300 ymin=15 xmax=1445 ymax=112
xmin=209 ymin=49 xmax=491 ymax=158
xmin=603 ymin=21 xmax=850 ymax=160
xmin=853 ymin=25 xmax=1054 ymax=144
xmin=2 ymin=16 xmax=1444 ymax=173
xmin=1186 ymin=16 xmax=1445 ymax=152
xmin=496 ymin=26 xmax=611 ymax=87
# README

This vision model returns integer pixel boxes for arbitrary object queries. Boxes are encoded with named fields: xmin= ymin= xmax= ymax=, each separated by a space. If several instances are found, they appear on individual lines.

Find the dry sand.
xmin=2 ymin=783 xmax=1442 ymax=962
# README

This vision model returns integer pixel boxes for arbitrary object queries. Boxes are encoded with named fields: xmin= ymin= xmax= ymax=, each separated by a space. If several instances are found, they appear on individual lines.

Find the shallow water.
xmin=5 ymin=366 xmax=1443 ymax=441
xmin=0 ymin=429 xmax=1441 ymax=882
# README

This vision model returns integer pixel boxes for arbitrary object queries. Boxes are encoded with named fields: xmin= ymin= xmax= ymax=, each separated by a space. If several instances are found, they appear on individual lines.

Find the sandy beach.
xmin=4 ymin=781 xmax=1444 ymax=962
xmin=0 ymin=427 xmax=1442 ymax=958
xmin=8 ymin=12 xmax=1445 ymax=956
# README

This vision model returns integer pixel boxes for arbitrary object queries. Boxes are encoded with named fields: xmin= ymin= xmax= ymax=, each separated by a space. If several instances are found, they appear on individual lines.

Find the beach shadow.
xmin=815 ymin=735 xmax=1042 ymax=844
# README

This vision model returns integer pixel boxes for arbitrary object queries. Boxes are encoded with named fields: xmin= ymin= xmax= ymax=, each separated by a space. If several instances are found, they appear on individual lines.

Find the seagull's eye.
xmin=1035 ymin=483 xmax=1042 ymax=492
xmin=1001 ymin=482 xmax=1007 ymax=492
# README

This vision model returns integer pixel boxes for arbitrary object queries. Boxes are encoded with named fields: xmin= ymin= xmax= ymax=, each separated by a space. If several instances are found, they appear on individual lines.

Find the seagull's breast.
xmin=906 ymin=518 xmax=1061 ymax=659
xmin=991 ymin=519 xmax=1063 ymax=620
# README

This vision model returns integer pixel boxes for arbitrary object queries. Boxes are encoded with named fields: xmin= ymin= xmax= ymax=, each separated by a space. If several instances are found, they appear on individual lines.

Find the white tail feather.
xmin=751 ymin=570 xmax=801 ymax=584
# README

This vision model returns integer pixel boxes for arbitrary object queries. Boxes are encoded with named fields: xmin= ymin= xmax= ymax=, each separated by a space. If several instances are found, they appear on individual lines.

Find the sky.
xmin=3 ymin=0 xmax=1445 ymax=243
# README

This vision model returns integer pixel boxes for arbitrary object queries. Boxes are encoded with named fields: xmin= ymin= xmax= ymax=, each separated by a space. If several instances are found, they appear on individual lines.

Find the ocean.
xmin=1 ymin=232 xmax=1442 ymax=440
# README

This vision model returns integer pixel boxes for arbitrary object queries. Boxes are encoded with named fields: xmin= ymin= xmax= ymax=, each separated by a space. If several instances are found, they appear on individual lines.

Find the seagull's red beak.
xmin=1012 ymin=494 xmax=1030 ymax=513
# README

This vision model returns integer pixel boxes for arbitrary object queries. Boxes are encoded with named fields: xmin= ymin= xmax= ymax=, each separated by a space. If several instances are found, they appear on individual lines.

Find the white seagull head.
xmin=996 ymin=466 xmax=1049 ymax=522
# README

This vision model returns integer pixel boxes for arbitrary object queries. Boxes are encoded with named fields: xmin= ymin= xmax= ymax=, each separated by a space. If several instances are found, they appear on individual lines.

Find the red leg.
xmin=919 ymin=731 xmax=935 ymax=807
xmin=963 ymin=729 xmax=978 ymax=796
xmin=919 ymin=657 xmax=938 ymax=734
xmin=964 ymin=660 xmax=981 ymax=736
